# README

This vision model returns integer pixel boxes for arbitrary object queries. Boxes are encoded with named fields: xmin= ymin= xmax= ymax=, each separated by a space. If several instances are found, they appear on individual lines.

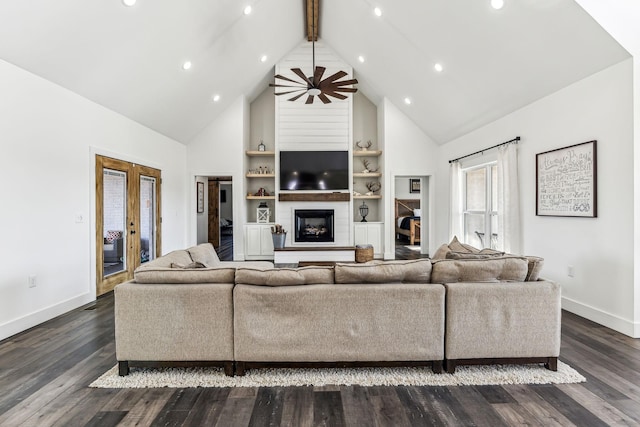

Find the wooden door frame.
xmin=95 ymin=155 xmax=161 ymax=296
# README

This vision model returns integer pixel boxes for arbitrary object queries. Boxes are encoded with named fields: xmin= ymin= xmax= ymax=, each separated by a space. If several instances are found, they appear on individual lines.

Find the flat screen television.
xmin=280 ymin=151 xmax=349 ymax=191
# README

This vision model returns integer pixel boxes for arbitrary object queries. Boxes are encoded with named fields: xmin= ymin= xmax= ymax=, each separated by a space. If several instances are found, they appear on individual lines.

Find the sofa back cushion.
xmin=525 ymin=256 xmax=545 ymax=281
xmin=431 ymin=256 xmax=528 ymax=283
xmin=235 ymin=266 xmax=335 ymax=286
xmin=187 ymin=243 xmax=220 ymax=267
xmin=134 ymin=266 xmax=235 ymax=284
xmin=137 ymin=249 xmax=193 ymax=269
xmin=334 ymin=259 xmax=432 ymax=284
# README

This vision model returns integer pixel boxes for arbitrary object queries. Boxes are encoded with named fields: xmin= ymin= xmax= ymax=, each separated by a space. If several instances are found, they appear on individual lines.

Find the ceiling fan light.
xmin=307 ymin=88 xmax=321 ymax=96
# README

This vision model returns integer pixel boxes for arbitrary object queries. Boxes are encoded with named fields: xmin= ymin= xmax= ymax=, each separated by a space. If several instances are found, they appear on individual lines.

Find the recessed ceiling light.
xmin=182 ymin=61 xmax=192 ymax=70
xmin=122 ymin=0 xmax=136 ymax=6
xmin=491 ymin=0 xmax=504 ymax=10
xmin=374 ymin=7 xmax=382 ymax=17
xmin=358 ymin=55 xmax=365 ymax=63
xmin=244 ymin=5 xmax=252 ymax=15
xmin=434 ymin=63 xmax=443 ymax=72
xmin=260 ymin=55 xmax=268 ymax=63
xmin=404 ymin=97 xmax=412 ymax=105
xmin=213 ymin=94 xmax=221 ymax=102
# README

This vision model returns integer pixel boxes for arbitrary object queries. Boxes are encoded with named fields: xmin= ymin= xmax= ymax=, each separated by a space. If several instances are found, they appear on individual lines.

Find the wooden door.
xmin=208 ymin=180 xmax=220 ymax=248
xmin=96 ymin=155 xmax=161 ymax=296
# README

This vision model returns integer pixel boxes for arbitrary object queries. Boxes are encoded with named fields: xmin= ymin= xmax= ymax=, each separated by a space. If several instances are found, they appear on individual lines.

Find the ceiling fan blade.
xmin=292 ymin=68 xmax=313 ymax=86
xmin=322 ymin=91 xmax=348 ymax=100
xmin=312 ymin=66 xmax=326 ymax=87
xmin=305 ymin=94 xmax=315 ymax=104
xmin=332 ymin=78 xmax=358 ymax=87
xmin=327 ymin=86 xmax=358 ymax=93
xmin=288 ymin=92 xmax=308 ymax=101
xmin=273 ymin=74 xmax=303 ymax=84
xmin=274 ymin=89 xmax=307 ymax=96
xmin=322 ymin=70 xmax=348 ymax=84
xmin=270 ymin=83 xmax=307 ymax=89
xmin=318 ymin=93 xmax=331 ymax=104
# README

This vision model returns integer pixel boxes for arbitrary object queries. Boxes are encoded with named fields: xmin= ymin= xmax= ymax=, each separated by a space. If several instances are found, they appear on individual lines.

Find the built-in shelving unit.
xmin=352 ymin=148 xmax=382 ymax=222
xmin=245 ymin=149 xmax=276 ymax=223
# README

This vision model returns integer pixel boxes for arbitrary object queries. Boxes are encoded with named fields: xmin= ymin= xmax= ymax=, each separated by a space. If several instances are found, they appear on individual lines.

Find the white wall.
xmin=0 ymin=59 xmax=187 ymax=341
xmin=187 ymin=97 xmax=247 ymax=259
xmin=436 ymin=59 xmax=635 ymax=335
xmin=381 ymin=98 xmax=440 ymax=258
xmin=574 ymin=0 xmax=640 ymax=345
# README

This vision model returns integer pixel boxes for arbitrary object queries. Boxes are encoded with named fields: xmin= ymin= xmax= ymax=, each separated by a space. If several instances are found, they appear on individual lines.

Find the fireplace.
xmin=294 ymin=209 xmax=335 ymax=243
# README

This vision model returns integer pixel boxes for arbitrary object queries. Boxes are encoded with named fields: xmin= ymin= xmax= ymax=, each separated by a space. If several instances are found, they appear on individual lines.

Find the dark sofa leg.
xmin=118 ymin=361 xmax=129 ymax=376
xmin=432 ymin=360 xmax=443 ymax=374
xmin=236 ymin=361 xmax=246 ymax=376
xmin=545 ymin=357 xmax=558 ymax=371
xmin=445 ymin=360 xmax=457 ymax=374
xmin=224 ymin=361 xmax=234 ymax=377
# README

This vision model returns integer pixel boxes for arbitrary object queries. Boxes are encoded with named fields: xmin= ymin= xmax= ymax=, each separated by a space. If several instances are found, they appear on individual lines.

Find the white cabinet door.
xmin=354 ymin=222 xmax=383 ymax=258
xmin=245 ymin=224 xmax=274 ymax=259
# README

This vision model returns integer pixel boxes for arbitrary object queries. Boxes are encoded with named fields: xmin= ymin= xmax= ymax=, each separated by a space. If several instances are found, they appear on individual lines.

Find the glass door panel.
xmin=140 ymin=175 xmax=156 ymax=264
xmin=103 ymin=169 xmax=127 ymax=277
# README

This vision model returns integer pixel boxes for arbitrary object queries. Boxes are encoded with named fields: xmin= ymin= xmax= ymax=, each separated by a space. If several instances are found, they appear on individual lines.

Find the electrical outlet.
xmin=28 ymin=275 xmax=37 ymax=288
xmin=567 ymin=266 xmax=575 ymax=278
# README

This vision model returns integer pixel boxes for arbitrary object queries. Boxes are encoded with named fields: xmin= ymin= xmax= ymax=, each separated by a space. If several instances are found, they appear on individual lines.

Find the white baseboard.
xmin=0 ymin=293 xmax=94 ymax=342
xmin=562 ymin=296 xmax=639 ymax=338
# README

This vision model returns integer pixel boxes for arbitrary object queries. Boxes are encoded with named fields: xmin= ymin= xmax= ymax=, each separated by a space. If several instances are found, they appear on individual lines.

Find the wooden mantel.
xmin=279 ymin=193 xmax=350 ymax=202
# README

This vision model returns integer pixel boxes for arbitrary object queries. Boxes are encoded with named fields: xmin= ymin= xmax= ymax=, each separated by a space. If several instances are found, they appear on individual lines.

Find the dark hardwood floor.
xmin=2 ymin=250 xmax=640 ymax=426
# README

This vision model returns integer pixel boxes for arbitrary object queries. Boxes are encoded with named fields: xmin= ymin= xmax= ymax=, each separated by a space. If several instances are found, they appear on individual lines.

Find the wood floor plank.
xmin=533 ymin=385 xmax=608 ymax=427
xmin=340 ymin=385 xmax=376 ymax=427
xmin=116 ymin=388 xmax=175 ymax=427
xmin=281 ymin=387 xmax=314 ymax=427
xmin=215 ymin=396 xmax=257 ymax=427
xmin=181 ymin=387 xmax=231 ymax=426
xmin=557 ymin=383 xmax=640 ymax=426
xmin=313 ymin=390 xmax=346 ymax=427
xmin=448 ymin=385 xmax=510 ymax=427
xmin=247 ymin=387 xmax=285 ymax=427
xmin=503 ymin=384 xmax=577 ymax=426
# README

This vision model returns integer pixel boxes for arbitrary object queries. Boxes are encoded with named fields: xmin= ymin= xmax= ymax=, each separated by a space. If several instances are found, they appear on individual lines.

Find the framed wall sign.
xmin=536 ymin=140 xmax=597 ymax=217
xmin=197 ymin=182 xmax=205 ymax=213
xmin=409 ymin=178 xmax=420 ymax=194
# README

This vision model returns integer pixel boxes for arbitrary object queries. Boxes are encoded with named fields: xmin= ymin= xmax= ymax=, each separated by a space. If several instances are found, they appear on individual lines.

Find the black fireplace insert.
xmin=294 ymin=209 xmax=335 ymax=243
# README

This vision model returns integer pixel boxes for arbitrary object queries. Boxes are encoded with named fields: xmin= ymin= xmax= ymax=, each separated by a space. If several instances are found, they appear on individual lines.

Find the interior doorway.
xmin=196 ymin=176 xmax=233 ymax=260
xmin=394 ymin=175 xmax=429 ymax=259
xmin=96 ymin=155 xmax=161 ymax=295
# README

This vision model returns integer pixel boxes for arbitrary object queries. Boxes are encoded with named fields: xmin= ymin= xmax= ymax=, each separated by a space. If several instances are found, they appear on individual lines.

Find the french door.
xmin=96 ymin=155 xmax=161 ymax=296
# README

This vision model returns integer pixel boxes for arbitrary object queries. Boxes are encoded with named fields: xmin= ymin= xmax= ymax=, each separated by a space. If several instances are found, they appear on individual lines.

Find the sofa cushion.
xmin=134 ymin=266 xmax=235 ymax=284
xmin=525 ymin=256 xmax=545 ymax=281
xmin=431 ymin=256 xmax=528 ymax=283
xmin=187 ymin=243 xmax=220 ymax=267
xmin=170 ymin=262 xmax=206 ymax=269
xmin=446 ymin=249 xmax=505 ymax=260
xmin=235 ymin=266 xmax=334 ymax=286
xmin=334 ymin=259 xmax=432 ymax=284
xmin=138 ymin=250 xmax=193 ymax=269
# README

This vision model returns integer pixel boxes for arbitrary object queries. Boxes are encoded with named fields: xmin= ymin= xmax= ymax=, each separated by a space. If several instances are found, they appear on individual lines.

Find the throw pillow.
xmin=431 ymin=244 xmax=451 ymax=260
xmin=105 ymin=230 xmax=122 ymax=243
xmin=524 ymin=256 xmax=545 ymax=281
xmin=448 ymin=236 xmax=480 ymax=254
xmin=334 ymin=259 xmax=432 ymax=284
xmin=170 ymin=262 xmax=206 ymax=269
xmin=187 ymin=243 xmax=220 ymax=267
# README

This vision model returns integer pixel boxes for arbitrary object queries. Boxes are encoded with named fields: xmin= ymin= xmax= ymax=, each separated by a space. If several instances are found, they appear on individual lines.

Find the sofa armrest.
xmin=444 ymin=280 xmax=561 ymax=359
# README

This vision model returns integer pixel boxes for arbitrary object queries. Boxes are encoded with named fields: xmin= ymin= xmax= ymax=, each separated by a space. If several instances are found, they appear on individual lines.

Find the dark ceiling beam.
xmin=306 ymin=0 xmax=319 ymax=41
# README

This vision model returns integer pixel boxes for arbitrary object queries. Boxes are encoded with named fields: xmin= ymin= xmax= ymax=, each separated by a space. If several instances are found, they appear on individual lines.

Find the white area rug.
xmin=90 ymin=362 xmax=585 ymax=388
xmin=404 ymin=245 xmax=421 ymax=251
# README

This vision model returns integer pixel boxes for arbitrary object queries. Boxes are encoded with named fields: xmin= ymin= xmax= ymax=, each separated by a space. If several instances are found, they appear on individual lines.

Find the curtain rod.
xmin=448 ymin=136 xmax=520 ymax=164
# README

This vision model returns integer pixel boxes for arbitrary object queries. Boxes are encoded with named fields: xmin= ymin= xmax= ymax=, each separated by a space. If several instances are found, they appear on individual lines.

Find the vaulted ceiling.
xmin=0 ymin=0 xmax=629 ymax=144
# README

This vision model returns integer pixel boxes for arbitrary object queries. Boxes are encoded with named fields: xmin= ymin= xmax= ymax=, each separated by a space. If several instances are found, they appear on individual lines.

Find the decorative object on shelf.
xmin=361 ymin=159 xmax=379 ymax=173
xmin=258 ymin=139 xmax=266 ymax=152
xmin=356 ymin=140 xmax=372 ymax=151
xmin=271 ymin=224 xmax=287 ymax=249
xmin=536 ymin=140 xmax=597 ymax=217
xmin=269 ymin=0 xmax=357 ymax=104
xmin=196 ymin=182 xmax=204 ymax=213
xmin=256 ymin=201 xmax=270 ymax=223
xmin=353 ymin=190 xmax=361 ymax=196
xmin=255 ymin=188 xmax=269 ymax=196
xmin=410 ymin=178 xmax=421 ymax=194
xmin=359 ymin=201 xmax=369 ymax=222
xmin=365 ymin=181 xmax=381 ymax=196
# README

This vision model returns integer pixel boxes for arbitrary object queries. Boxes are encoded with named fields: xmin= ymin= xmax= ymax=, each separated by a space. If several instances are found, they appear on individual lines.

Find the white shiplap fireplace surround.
xmin=273 ymin=41 xmax=356 ymax=252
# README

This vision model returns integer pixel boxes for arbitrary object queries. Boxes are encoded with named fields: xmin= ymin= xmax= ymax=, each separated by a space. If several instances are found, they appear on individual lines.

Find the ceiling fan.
xmin=269 ymin=0 xmax=358 ymax=104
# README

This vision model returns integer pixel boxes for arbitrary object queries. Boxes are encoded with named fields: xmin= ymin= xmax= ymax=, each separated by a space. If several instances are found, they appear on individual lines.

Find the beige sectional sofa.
xmin=114 ymin=241 xmax=560 ymax=376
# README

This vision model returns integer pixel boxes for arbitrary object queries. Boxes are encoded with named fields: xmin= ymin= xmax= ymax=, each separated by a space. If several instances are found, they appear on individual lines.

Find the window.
xmin=462 ymin=162 xmax=497 ymax=249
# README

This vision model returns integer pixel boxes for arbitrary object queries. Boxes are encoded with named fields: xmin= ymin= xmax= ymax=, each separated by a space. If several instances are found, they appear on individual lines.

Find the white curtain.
xmin=497 ymin=143 xmax=521 ymax=254
xmin=449 ymin=161 xmax=463 ymax=240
